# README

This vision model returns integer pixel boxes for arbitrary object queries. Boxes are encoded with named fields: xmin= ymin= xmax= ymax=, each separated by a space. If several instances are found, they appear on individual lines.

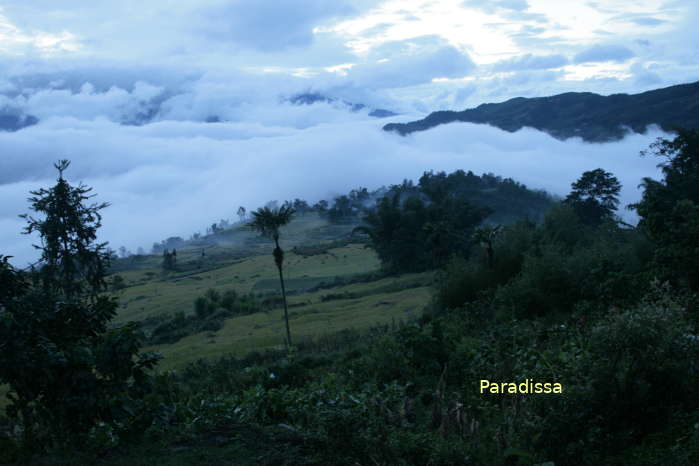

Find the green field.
xmin=113 ymin=242 xmax=382 ymax=324
xmin=148 ymin=271 xmax=432 ymax=370
xmin=110 ymin=214 xmax=433 ymax=370
xmin=1 ymin=214 xmax=434 ymax=411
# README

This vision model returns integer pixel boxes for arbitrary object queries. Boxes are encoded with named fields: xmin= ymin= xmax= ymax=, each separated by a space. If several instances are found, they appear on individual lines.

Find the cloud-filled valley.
xmin=2 ymin=0 xmax=696 ymax=267
xmin=0 ymin=77 xmax=665 ymax=267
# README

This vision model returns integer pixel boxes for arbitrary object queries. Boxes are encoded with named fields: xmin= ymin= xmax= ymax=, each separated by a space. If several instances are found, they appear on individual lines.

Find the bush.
xmin=535 ymin=294 xmax=699 ymax=462
xmin=194 ymin=296 xmax=212 ymax=318
xmin=436 ymin=257 xmax=500 ymax=310
xmin=493 ymin=232 xmax=647 ymax=318
xmin=435 ymin=219 xmax=537 ymax=311
xmin=220 ymin=289 xmax=238 ymax=311
xmin=493 ymin=244 xmax=584 ymax=318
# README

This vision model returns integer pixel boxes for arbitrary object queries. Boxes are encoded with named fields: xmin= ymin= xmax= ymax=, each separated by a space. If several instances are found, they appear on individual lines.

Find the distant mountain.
xmin=383 ymin=80 xmax=699 ymax=142
xmin=289 ymin=93 xmax=398 ymax=118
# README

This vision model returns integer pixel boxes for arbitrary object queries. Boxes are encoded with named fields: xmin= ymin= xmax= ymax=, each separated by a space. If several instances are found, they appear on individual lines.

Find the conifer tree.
xmin=20 ymin=160 xmax=110 ymax=299
xmin=1 ymin=160 xmax=159 ymax=451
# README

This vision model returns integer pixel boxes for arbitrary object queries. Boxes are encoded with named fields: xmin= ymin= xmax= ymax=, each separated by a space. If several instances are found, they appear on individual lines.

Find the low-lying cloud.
xmin=1 ymin=83 xmax=665 ymax=267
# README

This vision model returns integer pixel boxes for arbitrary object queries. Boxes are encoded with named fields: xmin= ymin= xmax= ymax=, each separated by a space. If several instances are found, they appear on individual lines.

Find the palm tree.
xmin=248 ymin=203 xmax=295 ymax=347
xmin=472 ymin=225 xmax=502 ymax=269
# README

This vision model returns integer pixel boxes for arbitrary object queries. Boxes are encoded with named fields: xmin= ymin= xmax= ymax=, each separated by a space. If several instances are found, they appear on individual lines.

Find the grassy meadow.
xmin=4 ymin=214 xmax=427 ymax=412
xmin=111 ymin=214 xmax=433 ymax=370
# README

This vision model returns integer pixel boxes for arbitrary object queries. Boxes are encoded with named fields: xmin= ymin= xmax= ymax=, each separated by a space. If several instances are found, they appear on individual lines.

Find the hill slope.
xmin=383 ymin=80 xmax=699 ymax=142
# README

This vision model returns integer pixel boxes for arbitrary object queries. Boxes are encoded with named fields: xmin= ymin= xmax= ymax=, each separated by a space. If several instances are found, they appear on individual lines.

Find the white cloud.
xmin=1 ymin=102 xmax=664 ymax=267
xmin=462 ymin=0 xmax=531 ymax=13
xmin=22 ymin=81 xmax=165 ymax=123
xmin=340 ymin=36 xmax=476 ymax=89
xmin=191 ymin=0 xmax=359 ymax=52
xmin=492 ymin=53 xmax=569 ymax=71
xmin=0 ymin=0 xmax=696 ymax=268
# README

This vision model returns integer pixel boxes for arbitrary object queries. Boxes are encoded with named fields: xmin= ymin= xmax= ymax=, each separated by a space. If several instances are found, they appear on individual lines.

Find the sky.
xmin=1 ymin=0 xmax=696 ymax=266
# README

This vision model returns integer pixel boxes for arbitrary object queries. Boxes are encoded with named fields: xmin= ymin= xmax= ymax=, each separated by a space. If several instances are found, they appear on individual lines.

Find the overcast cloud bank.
xmin=1 ymin=0 xmax=693 ymax=266
xmin=1 ymin=99 xmax=665 ymax=267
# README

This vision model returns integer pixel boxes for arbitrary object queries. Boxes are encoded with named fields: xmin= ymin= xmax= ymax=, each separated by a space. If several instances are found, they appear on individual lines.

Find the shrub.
xmin=436 ymin=257 xmax=499 ymax=310
xmin=535 ymin=295 xmax=699 ymax=462
xmin=220 ymin=289 xmax=238 ymax=311
xmin=194 ymin=296 xmax=212 ymax=318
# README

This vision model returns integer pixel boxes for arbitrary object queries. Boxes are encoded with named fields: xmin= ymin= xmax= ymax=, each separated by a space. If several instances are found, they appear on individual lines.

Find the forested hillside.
xmin=384 ymin=80 xmax=699 ymax=142
xmin=1 ymin=132 xmax=698 ymax=465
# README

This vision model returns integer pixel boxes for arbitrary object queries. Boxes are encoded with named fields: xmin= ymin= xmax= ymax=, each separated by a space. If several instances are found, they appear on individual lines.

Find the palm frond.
xmin=247 ymin=205 xmax=296 ymax=239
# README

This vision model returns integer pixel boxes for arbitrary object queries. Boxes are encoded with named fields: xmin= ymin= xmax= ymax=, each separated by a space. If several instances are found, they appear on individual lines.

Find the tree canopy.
xmin=632 ymin=129 xmax=699 ymax=289
xmin=564 ymin=168 xmax=621 ymax=226
xmin=0 ymin=161 xmax=159 ymax=451
xmin=20 ymin=159 xmax=111 ymax=299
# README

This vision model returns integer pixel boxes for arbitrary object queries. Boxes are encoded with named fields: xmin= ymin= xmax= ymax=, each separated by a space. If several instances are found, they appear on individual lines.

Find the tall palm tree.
xmin=248 ymin=203 xmax=295 ymax=347
xmin=472 ymin=225 xmax=502 ymax=269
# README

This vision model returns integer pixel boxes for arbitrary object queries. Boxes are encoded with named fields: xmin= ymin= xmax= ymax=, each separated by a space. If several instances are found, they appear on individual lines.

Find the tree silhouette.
xmin=20 ymin=159 xmax=110 ymax=299
xmin=632 ymin=129 xmax=699 ymax=289
xmin=248 ymin=203 xmax=295 ymax=347
xmin=162 ymin=248 xmax=177 ymax=271
xmin=563 ymin=168 xmax=621 ymax=226
xmin=472 ymin=224 xmax=502 ymax=269
xmin=2 ymin=161 xmax=159 ymax=449
xmin=354 ymin=185 xmax=490 ymax=273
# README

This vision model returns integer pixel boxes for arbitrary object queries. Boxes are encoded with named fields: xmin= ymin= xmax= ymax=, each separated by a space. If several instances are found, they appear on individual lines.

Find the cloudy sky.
xmin=1 ymin=0 xmax=696 ymax=266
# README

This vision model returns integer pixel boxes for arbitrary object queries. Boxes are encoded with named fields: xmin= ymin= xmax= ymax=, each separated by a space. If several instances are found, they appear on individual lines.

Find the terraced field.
xmin=113 ymin=214 xmax=433 ymax=369
xmin=147 ymin=271 xmax=432 ymax=370
xmin=0 ymin=214 xmax=435 ymax=410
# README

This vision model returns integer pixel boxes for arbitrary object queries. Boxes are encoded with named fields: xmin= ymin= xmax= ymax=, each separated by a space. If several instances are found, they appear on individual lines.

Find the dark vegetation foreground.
xmin=1 ymin=131 xmax=699 ymax=465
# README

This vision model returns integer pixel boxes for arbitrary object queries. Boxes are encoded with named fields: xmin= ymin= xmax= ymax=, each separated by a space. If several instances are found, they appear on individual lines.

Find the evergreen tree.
xmin=0 ymin=161 xmax=159 ymax=451
xmin=20 ymin=160 xmax=111 ymax=299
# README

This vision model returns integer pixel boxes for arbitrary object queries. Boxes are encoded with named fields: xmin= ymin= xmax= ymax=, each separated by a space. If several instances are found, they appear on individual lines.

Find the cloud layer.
xmin=0 ymin=0 xmax=694 ymax=266
xmin=1 ymin=89 xmax=665 ymax=267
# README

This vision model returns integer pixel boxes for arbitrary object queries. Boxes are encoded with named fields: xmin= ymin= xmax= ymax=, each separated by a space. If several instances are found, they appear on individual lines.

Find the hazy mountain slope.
xmin=289 ymin=92 xmax=398 ymax=118
xmin=383 ymin=80 xmax=699 ymax=141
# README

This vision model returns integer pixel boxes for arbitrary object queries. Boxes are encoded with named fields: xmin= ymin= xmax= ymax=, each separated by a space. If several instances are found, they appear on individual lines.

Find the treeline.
xmin=318 ymin=171 xmax=552 ymax=227
xmin=136 ymin=171 xmax=551 ymax=261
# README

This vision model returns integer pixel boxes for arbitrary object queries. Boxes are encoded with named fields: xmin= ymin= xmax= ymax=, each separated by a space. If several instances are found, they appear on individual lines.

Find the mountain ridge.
xmin=289 ymin=92 xmax=398 ymax=118
xmin=383 ymin=80 xmax=699 ymax=142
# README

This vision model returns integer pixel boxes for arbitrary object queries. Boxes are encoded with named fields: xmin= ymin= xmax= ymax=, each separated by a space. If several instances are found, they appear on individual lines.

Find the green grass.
xmin=104 ymin=213 xmax=434 ymax=371
xmin=113 ymin=242 xmax=380 ymax=324
xmin=147 ymin=272 xmax=432 ymax=370
xmin=0 ymin=214 xmax=432 ymax=412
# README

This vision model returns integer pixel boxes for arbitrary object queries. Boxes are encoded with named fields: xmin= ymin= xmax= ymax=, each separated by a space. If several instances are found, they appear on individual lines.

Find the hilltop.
xmin=383 ymin=80 xmax=699 ymax=142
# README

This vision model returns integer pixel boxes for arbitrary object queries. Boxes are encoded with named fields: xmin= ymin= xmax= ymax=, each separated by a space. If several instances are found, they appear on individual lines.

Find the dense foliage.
xmin=143 ymin=288 xmax=263 ymax=344
xmin=0 ymin=163 xmax=159 ymax=457
xmin=632 ymin=128 xmax=699 ymax=290
xmin=2 ymin=132 xmax=699 ymax=465
xmin=355 ymin=170 xmax=552 ymax=273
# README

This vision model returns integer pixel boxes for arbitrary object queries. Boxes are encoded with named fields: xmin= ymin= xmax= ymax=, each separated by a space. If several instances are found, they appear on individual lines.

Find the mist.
xmin=0 ymin=86 xmax=664 ymax=267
